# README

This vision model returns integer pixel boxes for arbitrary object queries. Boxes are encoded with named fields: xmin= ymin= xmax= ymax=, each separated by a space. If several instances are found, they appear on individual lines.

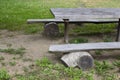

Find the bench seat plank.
xmin=49 ymin=42 xmax=120 ymax=53
xmin=27 ymin=19 xmax=118 ymax=24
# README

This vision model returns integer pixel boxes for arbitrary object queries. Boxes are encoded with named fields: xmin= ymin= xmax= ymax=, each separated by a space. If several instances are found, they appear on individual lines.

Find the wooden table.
xmin=50 ymin=8 xmax=120 ymax=43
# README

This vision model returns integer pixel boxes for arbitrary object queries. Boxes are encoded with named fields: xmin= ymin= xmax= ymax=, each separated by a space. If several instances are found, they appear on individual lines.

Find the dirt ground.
xmin=0 ymin=30 xmax=62 ymax=75
xmin=0 ymin=30 xmax=120 ymax=78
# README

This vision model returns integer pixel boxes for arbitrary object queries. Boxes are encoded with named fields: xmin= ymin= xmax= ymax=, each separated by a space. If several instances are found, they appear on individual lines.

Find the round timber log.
xmin=61 ymin=52 xmax=94 ymax=70
xmin=44 ymin=22 xmax=59 ymax=38
xmin=77 ymin=52 xmax=94 ymax=70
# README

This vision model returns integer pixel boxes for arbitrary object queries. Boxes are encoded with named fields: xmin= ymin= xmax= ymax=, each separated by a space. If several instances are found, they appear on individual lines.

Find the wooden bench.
xmin=27 ymin=19 xmax=119 ymax=24
xmin=27 ymin=18 xmax=120 ymax=42
xmin=49 ymin=42 xmax=120 ymax=53
xmin=49 ymin=42 xmax=120 ymax=70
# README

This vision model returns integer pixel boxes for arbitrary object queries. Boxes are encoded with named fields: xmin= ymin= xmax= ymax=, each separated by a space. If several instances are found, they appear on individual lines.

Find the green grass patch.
xmin=9 ymin=61 xmax=16 ymax=66
xmin=0 ymin=68 xmax=10 ymax=80
xmin=113 ymin=60 xmax=120 ymax=69
xmin=69 ymin=37 xmax=88 ymax=44
xmin=0 ymin=0 xmax=79 ymax=32
xmin=82 ymin=0 xmax=120 ymax=8
xmin=15 ymin=57 xmax=119 ymax=80
xmin=95 ymin=60 xmax=114 ymax=75
xmin=0 ymin=47 xmax=25 ymax=56
xmin=0 ymin=0 xmax=120 ymax=34
xmin=103 ymin=35 xmax=113 ymax=42
xmin=71 ymin=23 xmax=116 ymax=35
xmin=95 ymin=50 xmax=103 ymax=55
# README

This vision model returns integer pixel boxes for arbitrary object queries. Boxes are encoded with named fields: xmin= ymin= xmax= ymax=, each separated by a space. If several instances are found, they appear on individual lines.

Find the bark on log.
xmin=44 ymin=22 xmax=59 ymax=37
xmin=61 ymin=52 xmax=94 ymax=70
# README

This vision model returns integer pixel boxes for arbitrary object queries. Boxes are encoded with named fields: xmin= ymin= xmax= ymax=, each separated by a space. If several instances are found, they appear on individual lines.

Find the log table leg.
xmin=63 ymin=19 xmax=69 ymax=43
xmin=44 ymin=22 xmax=59 ymax=38
xmin=116 ymin=18 xmax=120 ymax=41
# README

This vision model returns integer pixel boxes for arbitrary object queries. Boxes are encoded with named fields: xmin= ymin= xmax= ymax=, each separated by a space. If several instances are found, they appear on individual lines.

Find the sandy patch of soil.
xmin=0 ymin=30 xmax=119 ymax=77
xmin=0 ymin=30 xmax=62 ymax=75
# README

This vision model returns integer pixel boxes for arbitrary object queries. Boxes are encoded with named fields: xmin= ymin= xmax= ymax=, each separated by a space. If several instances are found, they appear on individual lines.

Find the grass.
xmin=103 ymin=35 xmax=113 ymax=42
xmin=94 ymin=60 xmax=114 ymax=75
xmin=71 ymin=23 xmax=116 ymax=35
xmin=0 ymin=68 xmax=10 ymax=80
xmin=95 ymin=50 xmax=103 ymax=55
xmin=15 ymin=57 xmax=119 ymax=80
xmin=69 ymin=37 xmax=88 ymax=43
xmin=0 ymin=0 xmax=79 ymax=33
xmin=9 ymin=61 xmax=16 ymax=66
xmin=81 ymin=0 xmax=120 ymax=8
xmin=113 ymin=60 xmax=120 ymax=71
xmin=0 ymin=0 xmax=120 ymax=34
xmin=0 ymin=47 xmax=25 ymax=56
xmin=0 ymin=57 xmax=119 ymax=80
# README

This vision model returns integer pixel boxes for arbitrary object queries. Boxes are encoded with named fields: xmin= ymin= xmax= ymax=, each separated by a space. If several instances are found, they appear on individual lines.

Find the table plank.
xmin=51 ymin=8 xmax=120 ymax=19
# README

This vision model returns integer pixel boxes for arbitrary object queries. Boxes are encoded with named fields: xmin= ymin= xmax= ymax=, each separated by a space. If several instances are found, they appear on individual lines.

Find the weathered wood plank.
xmin=27 ymin=19 xmax=63 ymax=23
xmin=49 ymin=42 xmax=120 ymax=53
xmin=27 ymin=19 xmax=118 ymax=24
xmin=51 ymin=8 xmax=120 ymax=19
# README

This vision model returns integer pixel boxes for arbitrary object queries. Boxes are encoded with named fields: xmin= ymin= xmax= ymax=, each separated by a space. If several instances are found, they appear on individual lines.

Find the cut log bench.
xmin=49 ymin=42 xmax=120 ymax=70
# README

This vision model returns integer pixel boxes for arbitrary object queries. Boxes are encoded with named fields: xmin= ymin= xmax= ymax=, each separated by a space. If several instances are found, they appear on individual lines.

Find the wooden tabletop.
xmin=50 ymin=8 xmax=120 ymax=19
